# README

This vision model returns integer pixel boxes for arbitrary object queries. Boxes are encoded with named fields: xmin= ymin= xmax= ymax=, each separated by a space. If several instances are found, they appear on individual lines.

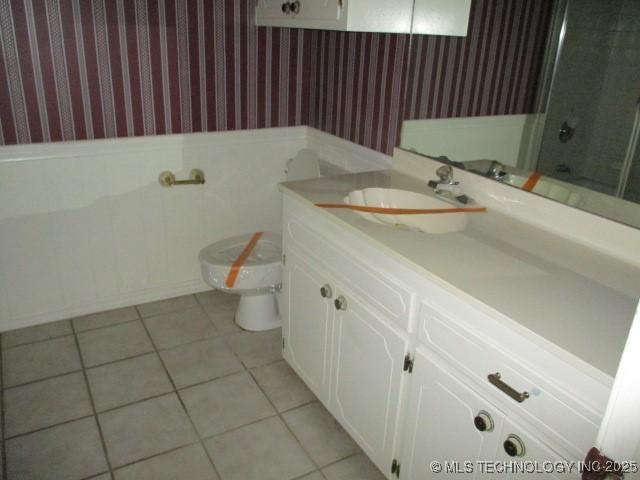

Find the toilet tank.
xmin=285 ymin=148 xmax=322 ymax=181
xmin=285 ymin=148 xmax=351 ymax=181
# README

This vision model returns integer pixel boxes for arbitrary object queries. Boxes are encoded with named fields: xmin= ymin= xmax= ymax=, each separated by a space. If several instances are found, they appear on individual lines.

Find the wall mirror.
xmin=399 ymin=0 xmax=640 ymax=230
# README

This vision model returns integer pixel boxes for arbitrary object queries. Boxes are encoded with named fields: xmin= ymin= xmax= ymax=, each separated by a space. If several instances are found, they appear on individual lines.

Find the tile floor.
xmin=0 ymin=291 xmax=386 ymax=480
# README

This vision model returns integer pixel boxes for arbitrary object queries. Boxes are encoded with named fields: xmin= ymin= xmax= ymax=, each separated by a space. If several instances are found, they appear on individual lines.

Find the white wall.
xmin=400 ymin=114 xmax=537 ymax=168
xmin=0 ymin=127 xmax=390 ymax=332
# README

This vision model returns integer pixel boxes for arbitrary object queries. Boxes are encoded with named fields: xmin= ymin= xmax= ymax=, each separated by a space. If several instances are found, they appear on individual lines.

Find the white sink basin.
xmin=343 ymin=188 xmax=470 ymax=234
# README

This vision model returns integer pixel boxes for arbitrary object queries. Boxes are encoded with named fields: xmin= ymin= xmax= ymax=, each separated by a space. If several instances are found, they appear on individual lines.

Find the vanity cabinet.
xmin=330 ymin=283 xmax=408 ymax=469
xmin=282 ymin=250 xmax=334 ymax=405
xmin=280 ymin=194 xmax=611 ymax=480
xmin=282 ymin=230 xmax=411 ymax=473
xmin=255 ymin=0 xmax=471 ymax=36
xmin=401 ymin=347 xmax=506 ymax=479
xmin=401 ymin=348 xmax=579 ymax=479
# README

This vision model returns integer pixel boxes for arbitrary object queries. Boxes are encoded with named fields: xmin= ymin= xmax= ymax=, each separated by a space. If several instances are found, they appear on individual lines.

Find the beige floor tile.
xmin=202 ymin=303 xmax=241 ymax=335
xmin=5 ymin=372 xmax=93 ymax=437
xmin=180 ymin=371 xmax=275 ymax=438
xmin=113 ymin=444 xmax=219 ymax=480
xmin=205 ymin=416 xmax=314 ymax=480
xmin=3 ymin=335 xmax=82 ymax=387
xmin=73 ymin=306 xmax=139 ymax=332
xmin=77 ymin=320 xmax=154 ymax=367
xmin=195 ymin=289 xmax=238 ymax=307
xmin=137 ymin=295 xmax=198 ymax=318
xmin=321 ymin=454 xmax=385 ymax=480
xmin=6 ymin=417 xmax=108 ymax=480
xmin=296 ymin=473 xmax=326 ymax=480
xmin=2 ymin=319 xmax=72 ymax=348
xmin=160 ymin=337 xmax=243 ymax=389
xmin=99 ymin=393 xmax=198 ymax=467
xmin=87 ymin=353 xmax=173 ymax=412
xmin=224 ymin=329 xmax=282 ymax=368
xmin=144 ymin=306 xmax=217 ymax=350
xmin=250 ymin=360 xmax=315 ymax=412
xmin=283 ymin=402 xmax=360 ymax=467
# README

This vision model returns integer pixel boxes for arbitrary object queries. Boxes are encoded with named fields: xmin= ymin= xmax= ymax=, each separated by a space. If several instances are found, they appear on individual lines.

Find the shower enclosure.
xmin=536 ymin=0 xmax=640 ymax=204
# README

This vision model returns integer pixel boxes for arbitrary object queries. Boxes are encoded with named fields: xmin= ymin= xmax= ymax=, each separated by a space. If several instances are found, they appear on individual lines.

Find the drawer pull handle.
xmin=320 ymin=284 xmax=333 ymax=299
xmin=334 ymin=296 xmax=347 ymax=311
xmin=488 ymin=373 xmax=529 ymax=403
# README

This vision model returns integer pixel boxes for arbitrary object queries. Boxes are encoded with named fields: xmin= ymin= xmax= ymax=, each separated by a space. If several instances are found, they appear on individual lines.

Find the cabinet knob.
xmin=503 ymin=435 xmax=526 ymax=457
xmin=334 ymin=296 xmax=347 ymax=311
xmin=290 ymin=0 xmax=301 ymax=13
xmin=320 ymin=284 xmax=333 ymax=299
xmin=473 ymin=411 xmax=494 ymax=432
xmin=281 ymin=2 xmax=290 ymax=13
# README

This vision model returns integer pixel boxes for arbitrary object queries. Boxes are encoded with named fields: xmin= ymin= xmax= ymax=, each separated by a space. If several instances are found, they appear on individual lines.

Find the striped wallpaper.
xmin=0 ymin=0 xmax=552 ymax=154
xmin=313 ymin=0 xmax=554 ymax=154
xmin=0 ymin=0 xmax=316 ymax=145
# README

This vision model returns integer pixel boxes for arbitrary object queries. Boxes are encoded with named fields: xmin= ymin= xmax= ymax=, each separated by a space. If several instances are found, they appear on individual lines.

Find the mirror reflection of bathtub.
xmin=400 ymin=114 xmax=640 ymax=229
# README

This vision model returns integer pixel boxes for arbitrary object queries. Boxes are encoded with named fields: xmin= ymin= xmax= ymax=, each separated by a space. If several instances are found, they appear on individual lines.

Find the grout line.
xmin=3 ymin=330 xmax=243 ymax=393
xmin=4 ymin=413 xmax=96 ymax=441
xmin=70 ymin=320 xmax=115 ymax=475
xmin=107 ymin=440 xmax=203 ymax=474
xmin=80 ymin=471 xmax=112 ymax=480
xmin=1 ymin=330 xmax=74 ymax=351
xmin=136 ymin=312 xmax=225 ymax=480
xmin=245 ymin=362 xmax=326 ymax=474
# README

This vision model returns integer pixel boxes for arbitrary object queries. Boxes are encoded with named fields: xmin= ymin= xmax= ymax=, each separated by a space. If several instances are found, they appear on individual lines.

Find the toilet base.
xmin=235 ymin=291 xmax=281 ymax=331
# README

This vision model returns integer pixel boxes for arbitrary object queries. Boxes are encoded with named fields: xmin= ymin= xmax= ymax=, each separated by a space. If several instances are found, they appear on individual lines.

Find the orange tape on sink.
xmin=225 ymin=232 xmax=263 ymax=288
xmin=315 ymin=204 xmax=486 ymax=214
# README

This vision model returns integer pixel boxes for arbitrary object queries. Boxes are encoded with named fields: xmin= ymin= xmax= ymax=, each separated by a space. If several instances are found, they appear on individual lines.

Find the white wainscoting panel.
xmin=0 ymin=127 xmax=390 ymax=331
xmin=0 ymin=128 xmax=309 ymax=331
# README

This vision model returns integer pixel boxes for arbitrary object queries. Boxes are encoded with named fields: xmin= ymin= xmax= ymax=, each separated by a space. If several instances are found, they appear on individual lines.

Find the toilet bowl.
xmin=198 ymin=148 xmax=322 ymax=331
xmin=199 ymin=232 xmax=283 ymax=331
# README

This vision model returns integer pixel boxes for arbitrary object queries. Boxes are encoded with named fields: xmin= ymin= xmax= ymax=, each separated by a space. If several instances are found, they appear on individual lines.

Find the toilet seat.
xmin=199 ymin=232 xmax=282 ymax=294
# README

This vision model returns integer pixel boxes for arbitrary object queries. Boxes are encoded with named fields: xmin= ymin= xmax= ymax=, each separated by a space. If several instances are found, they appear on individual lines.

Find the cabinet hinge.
xmin=391 ymin=459 xmax=401 ymax=478
xmin=282 ymin=254 xmax=286 ymax=265
xmin=403 ymin=353 xmax=414 ymax=373
xmin=282 ymin=338 xmax=285 ymax=350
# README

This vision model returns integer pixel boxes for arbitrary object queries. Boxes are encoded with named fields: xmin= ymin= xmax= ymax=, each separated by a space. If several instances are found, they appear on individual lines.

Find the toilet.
xmin=198 ymin=149 xmax=321 ymax=331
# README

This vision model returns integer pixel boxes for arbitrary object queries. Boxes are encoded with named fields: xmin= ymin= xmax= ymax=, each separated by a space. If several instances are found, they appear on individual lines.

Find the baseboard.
xmin=1 ymin=279 xmax=211 ymax=333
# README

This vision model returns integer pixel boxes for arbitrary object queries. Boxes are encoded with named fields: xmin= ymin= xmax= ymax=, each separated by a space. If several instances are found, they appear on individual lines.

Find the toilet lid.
xmin=199 ymin=232 xmax=282 ymax=267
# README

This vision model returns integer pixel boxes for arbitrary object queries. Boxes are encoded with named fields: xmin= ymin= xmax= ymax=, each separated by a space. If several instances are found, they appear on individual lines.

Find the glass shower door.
xmin=536 ymin=0 xmax=640 ymax=204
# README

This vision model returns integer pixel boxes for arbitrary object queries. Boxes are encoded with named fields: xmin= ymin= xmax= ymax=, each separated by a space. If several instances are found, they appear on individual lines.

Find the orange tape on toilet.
xmin=522 ymin=172 xmax=543 ymax=192
xmin=225 ymin=232 xmax=263 ymax=288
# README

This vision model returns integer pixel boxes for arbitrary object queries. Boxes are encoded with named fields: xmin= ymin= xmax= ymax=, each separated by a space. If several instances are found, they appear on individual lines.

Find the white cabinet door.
xmin=255 ymin=0 xmax=287 ymax=20
xmin=293 ymin=0 xmax=341 ymax=21
xmin=256 ymin=0 xmax=342 ymax=27
xmin=494 ymin=418 xmax=580 ymax=479
xmin=282 ymin=251 xmax=334 ymax=405
xmin=401 ymin=347 xmax=504 ymax=479
xmin=330 ymin=285 xmax=409 ymax=474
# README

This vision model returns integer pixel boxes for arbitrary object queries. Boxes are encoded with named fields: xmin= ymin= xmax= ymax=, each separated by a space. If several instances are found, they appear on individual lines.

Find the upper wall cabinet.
xmin=255 ymin=0 xmax=471 ymax=36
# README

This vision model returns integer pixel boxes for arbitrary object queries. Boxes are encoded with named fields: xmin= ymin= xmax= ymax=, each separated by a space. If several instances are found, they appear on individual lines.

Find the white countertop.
xmin=280 ymin=169 xmax=640 ymax=378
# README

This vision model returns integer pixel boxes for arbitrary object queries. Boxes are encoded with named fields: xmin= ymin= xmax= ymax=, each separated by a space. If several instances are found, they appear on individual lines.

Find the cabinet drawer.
xmin=286 ymin=216 xmax=413 ymax=330
xmin=418 ymin=300 xmax=600 ymax=459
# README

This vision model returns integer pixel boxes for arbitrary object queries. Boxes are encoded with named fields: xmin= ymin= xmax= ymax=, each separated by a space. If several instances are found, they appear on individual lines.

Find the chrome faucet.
xmin=428 ymin=165 xmax=471 ymax=204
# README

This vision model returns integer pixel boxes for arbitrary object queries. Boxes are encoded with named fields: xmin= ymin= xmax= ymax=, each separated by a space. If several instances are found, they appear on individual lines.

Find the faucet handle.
xmin=435 ymin=165 xmax=459 ymax=185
